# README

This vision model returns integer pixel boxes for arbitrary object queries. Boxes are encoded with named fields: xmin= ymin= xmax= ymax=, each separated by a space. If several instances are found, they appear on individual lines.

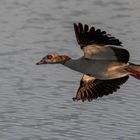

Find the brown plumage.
xmin=36 ymin=23 xmax=140 ymax=102
xmin=73 ymin=75 xmax=129 ymax=102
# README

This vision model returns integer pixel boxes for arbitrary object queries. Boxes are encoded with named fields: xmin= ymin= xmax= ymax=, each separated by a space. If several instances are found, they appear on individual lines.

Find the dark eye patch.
xmin=47 ymin=55 xmax=53 ymax=59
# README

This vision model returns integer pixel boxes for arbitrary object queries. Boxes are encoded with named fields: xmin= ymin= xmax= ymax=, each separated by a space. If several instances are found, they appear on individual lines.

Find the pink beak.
xmin=36 ymin=59 xmax=47 ymax=65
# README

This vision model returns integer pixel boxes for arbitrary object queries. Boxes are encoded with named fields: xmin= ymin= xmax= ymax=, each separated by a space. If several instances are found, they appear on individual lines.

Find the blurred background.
xmin=0 ymin=0 xmax=140 ymax=139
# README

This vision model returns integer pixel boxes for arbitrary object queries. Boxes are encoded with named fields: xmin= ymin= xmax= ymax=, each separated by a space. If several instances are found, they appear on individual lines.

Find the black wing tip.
xmin=72 ymin=96 xmax=94 ymax=102
xmin=73 ymin=22 xmax=123 ymax=47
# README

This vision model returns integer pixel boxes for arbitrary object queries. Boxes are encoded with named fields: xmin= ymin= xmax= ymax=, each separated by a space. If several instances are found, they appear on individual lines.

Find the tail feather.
xmin=126 ymin=63 xmax=140 ymax=80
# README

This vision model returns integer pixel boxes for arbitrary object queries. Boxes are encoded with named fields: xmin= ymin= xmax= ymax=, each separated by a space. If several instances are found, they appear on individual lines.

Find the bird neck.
xmin=59 ymin=55 xmax=71 ymax=64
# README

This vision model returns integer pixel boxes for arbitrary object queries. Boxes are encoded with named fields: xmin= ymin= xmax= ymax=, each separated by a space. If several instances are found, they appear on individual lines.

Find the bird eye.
xmin=47 ymin=55 xmax=53 ymax=59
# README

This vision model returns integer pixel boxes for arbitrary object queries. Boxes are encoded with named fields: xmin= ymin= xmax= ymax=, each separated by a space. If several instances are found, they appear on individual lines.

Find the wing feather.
xmin=74 ymin=23 xmax=129 ymax=63
xmin=73 ymin=75 xmax=129 ymax=102
xmin=74 ymin=23 xmax=122 ymax=48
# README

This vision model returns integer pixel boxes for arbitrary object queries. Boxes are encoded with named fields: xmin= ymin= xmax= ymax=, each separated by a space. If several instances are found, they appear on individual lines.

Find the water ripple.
xmin=0 ymin=0 xmax=140 ymax=140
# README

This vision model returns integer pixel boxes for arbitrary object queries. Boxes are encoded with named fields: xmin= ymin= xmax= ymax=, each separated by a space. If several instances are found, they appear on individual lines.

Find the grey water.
xmin=0 ymin=0 xmax=140 ymax=140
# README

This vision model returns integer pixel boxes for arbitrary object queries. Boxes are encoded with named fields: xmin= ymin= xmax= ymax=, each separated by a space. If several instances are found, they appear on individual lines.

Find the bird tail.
xmin=126 ymin=63 xmax=140 ymax=80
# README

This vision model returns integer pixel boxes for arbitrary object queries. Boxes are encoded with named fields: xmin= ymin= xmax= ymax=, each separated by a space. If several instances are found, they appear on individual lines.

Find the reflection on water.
xmin=0 ymin=0 xmax=140 ymax=140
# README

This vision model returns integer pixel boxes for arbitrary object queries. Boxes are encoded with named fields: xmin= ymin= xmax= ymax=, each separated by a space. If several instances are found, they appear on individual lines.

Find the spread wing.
xmin=74 ymin=23 xmax=122 ymax=47
xmin=73 ymin=75 xmax=129 ymax=102
xmin=73 ymin=23 xmax=129 ymax=63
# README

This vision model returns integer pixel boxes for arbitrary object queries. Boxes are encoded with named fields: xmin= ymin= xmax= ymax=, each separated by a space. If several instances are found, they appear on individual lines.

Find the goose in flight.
xmin=36 ymin=23 xmax=140 ymax=102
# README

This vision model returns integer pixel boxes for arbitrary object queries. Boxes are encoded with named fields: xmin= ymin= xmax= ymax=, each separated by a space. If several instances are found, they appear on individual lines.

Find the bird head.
xmin=36 ymin=53 xmax=71 ymax=65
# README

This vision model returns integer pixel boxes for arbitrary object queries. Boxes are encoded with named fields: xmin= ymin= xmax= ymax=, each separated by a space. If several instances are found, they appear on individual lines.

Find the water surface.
xmin=0 ymin=0 xmax=140 ymax=140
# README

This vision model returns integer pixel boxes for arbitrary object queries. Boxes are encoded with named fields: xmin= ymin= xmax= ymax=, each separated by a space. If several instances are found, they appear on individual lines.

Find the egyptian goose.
xmin=36 ymin=23 xmax=140 ymax=102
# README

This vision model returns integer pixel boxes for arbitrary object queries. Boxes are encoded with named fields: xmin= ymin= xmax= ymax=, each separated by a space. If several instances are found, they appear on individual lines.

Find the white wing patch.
xmin=83 ymin=44 xmax=117 ymax=60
